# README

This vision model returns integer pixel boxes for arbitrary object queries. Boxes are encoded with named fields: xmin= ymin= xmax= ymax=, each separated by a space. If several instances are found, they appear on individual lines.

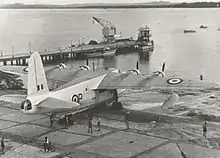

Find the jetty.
xmin=0 ymin=40 xmax=136 ymax=66
xmin=0 ymin=16 xmax=155 ymax=66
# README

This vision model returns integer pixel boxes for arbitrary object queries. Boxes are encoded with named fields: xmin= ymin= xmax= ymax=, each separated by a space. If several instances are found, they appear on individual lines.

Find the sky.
xmin=0 ymin=0 xmax=217 ymax=4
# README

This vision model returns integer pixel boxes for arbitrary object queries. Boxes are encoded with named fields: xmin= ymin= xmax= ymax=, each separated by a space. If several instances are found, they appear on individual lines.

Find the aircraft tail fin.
xmin=27 ymin=52 xmax=49 ymax=95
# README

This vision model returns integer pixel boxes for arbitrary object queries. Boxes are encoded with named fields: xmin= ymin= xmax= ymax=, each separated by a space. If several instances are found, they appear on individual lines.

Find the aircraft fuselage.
xmin=24 ymin=73 xmax=117 ymax=115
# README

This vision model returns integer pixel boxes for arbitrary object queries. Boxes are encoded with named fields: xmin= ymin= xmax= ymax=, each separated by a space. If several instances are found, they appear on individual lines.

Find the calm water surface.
xmin=0 ymin=8 xmax=220 ymax=83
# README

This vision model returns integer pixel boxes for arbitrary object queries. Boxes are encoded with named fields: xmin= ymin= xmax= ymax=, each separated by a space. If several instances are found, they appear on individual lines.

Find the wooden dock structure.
xmin=0 ymin=40 xmax=136 ymax=66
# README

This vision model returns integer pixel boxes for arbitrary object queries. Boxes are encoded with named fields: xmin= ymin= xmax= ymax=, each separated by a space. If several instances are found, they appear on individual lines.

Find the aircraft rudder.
xmin=27 ymin=51 xmax=49 ymax=95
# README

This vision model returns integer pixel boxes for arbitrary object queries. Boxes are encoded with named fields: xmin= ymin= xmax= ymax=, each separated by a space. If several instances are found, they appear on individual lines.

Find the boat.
xmin=184 ymin=30 xmax=196 ymax=33
xmin=200 ymin=25 xmax=208 ymax=29
xmin=135 ymin=42 xmax=154 ymax=52
xmin=135 ymin=25 xmax=154 ymax=52
xmin=102 ymin=47 xmax=116 ymax=57
xmin=87 ymin=52 xmax=102 ymax=58
xmin=87 ymin=47 xmax=116 ymax=58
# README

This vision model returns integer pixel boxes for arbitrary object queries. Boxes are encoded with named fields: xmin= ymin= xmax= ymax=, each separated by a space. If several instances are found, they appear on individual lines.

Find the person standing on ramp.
xmin=203 ymin=122 xmax=207 ymax=138
xmin=1 ymin=137 xmax=5 ymax=154
xmin=88 ymin=118 xmax=93 ymax=133
xmin=97 ymin=117 xmax=101 ymax=131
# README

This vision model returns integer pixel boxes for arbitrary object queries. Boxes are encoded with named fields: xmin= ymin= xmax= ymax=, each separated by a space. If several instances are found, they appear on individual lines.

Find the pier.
xmin=0 ymin=40 xmax=136 ymax=66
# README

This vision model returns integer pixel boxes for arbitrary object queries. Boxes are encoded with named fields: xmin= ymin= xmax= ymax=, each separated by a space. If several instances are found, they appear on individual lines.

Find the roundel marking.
xmin=23 ymin=67 xmax=28 ymax=72
xmin=72 ymin=94 xmax=79 ymax=103
xmin=167 ymin=78 xmax=183 ymax=85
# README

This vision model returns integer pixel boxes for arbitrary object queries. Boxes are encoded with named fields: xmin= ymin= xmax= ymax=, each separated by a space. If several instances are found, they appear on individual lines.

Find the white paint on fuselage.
xmin=25 ymin=73 xmax=115 ymax=115
xmin=50 ymin=74 xmax=107 ymax=103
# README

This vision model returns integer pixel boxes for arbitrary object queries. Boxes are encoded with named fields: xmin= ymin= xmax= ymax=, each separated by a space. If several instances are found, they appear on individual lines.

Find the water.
xmin=1 ymin=8 xmax=220 ymax=83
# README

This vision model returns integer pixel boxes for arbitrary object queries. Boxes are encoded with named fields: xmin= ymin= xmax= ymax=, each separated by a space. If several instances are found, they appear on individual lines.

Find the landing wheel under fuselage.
xmin=58 ymin=114 xmax=74 ymax=125
xmin=112 ymin=101 xmax=123 ymax=110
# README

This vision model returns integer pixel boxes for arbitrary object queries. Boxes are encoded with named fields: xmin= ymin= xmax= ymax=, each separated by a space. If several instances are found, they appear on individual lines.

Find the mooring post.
xmin=86 ymin=58 xmax=89 ymax=66
xmin=136 ymin=61 xmax=139 ymax=70
xmin=71 ymin=40 xmax=73 ymax=53
xmin=22 ymin=59 xmax=26 ymax=65
xmin=93 ymin=62 xmax=95 ymax=72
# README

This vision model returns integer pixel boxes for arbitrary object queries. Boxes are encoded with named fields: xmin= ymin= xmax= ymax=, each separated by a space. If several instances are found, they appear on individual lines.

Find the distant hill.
xmin=0 ymin=1 xmax=220 ymax=9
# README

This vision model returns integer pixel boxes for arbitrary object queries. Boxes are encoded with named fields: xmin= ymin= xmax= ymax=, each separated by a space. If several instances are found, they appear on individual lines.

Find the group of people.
xmin=49 ymin=113 xmax=73 ymax=129
xmin=49 ymin=112 xmax=102 ymax=133
xmin=0 ymin=120 xmax=209 ymax=155
xmin=88 ymin=117 xmax=101 ymax=133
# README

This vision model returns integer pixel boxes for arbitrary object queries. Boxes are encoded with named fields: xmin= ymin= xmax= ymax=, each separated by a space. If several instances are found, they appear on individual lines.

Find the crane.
xmin=92 ymin=16 xmax=116 ymax=42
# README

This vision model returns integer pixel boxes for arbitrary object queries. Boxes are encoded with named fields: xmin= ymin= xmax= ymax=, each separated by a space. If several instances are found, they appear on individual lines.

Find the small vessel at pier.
xmin=87 ymin=47 xmax=116 ymax=58
xmin=184 ymin=29 xmax=196 ymax=33
xmin=102 ymin=47 xmax=116 ymax=57
xmin=135 ymin=25 xmax=154 ymax=52
xmin=200 ymin=25 xmax=208 ymax=29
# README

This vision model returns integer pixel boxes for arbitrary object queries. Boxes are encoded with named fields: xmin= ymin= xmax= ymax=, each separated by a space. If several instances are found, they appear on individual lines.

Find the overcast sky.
xmin=0 ymin=0 xmax=217 ymax=4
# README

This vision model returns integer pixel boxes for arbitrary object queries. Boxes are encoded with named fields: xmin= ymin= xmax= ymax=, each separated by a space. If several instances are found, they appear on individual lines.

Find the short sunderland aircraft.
xmin=1 ymin=52 xmax=219 ymax=118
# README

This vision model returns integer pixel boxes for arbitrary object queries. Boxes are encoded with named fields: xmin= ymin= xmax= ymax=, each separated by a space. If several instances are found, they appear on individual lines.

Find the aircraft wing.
xmin=0 ymin=65 xmax=92 ymax=90
xmin=35 ymin=97 xmax=80 ymax=114
xmin=0 ymin=94 xmax=27 ymax=104
xmin=0 ymin=66 xmax=28 ymax=76
xmin=97 ymin=71 xmax=219 ymax=90
xmin=36 ymin=97 xmax=94 ymax=115
xmin=46 ymin=68 xmax=93 ymax=89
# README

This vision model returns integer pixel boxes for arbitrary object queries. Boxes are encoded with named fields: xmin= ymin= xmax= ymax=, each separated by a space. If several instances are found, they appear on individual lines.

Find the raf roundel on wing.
xmin=167 ymin=78 xmax=183 ymax=85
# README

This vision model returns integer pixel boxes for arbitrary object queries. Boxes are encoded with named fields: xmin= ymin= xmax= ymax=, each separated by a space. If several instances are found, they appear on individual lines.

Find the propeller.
xmin=154 ymin=62 xmax=165 ymax=77
xmin=79 ymin=65 xmax=90 ymax=71
xmin=136 ymin=61 xmax=139 ymax=70
xmin=57 ymin=63 xmax=67 ymax=69
xmin=162 ymin=62 xmax=165 ymax=72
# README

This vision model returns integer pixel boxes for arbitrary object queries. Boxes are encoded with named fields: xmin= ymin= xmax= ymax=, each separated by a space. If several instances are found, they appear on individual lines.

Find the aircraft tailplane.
xmin=27 ymin=52 xmax=49 ymax=95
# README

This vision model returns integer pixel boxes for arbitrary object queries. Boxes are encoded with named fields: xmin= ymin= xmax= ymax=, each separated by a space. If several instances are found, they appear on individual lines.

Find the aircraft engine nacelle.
xmin=161 ymin=93 xmax=179 ymax=110
xmin=153 ymin=71 xmax=165 ymax=77
xmin=20 ymin=99 xmax=37 ymax=114
xmin=79 ymin=65 xmax=90 ymax=71
xmin=0 ymin=79 xmax=8 ymax=89
xmin=57 ymin=63 xmax=67 ymax=69
xmin=126 ymin=69 xmax=141 ymax=75
xmin=108 ymin=68 xmax=121 ymax=73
